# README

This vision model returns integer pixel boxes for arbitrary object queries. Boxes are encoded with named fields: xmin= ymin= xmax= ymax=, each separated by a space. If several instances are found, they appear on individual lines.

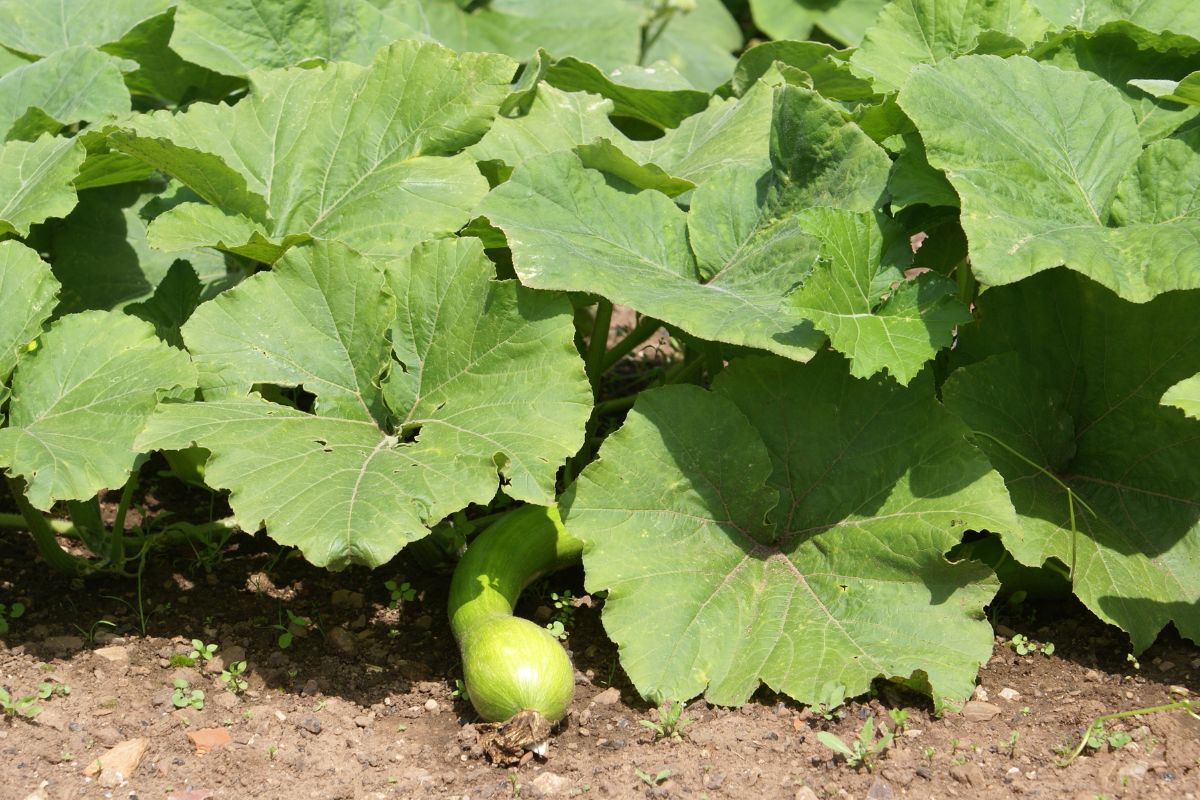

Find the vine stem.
xmin=108 ymin=471 xmax=142 ymax=570
xmin=585 ymin=299 xmax=613 ymax=381
xmin=1058 ymin=698 xmax=1196 ymax=767
xmin=600 ymin=316 xmax=662 ymax=372
xmin=3 ymin=476 xmax=90 ymax=575
xmin=0 ymin=513 xmax=75 ymax=535
xmin=956 ymin=259 xmax=976 ymax=305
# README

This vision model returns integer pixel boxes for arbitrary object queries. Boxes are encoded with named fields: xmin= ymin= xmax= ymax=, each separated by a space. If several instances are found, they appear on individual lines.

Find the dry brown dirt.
xmin=1 ymin=509 xmax=1198 ymax=800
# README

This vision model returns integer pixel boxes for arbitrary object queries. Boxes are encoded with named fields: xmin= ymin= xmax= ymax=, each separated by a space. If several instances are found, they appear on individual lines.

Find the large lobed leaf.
xmin=563 ymin=353 xmax=1013 ymax=710
xmin=944 ymin=269 xmax=1200 ymax=650
xmin=170 ymin=0 xmax=423 ymax=77
xmin=480 ymin=84 xmax=895 ymax=365
xmin=0 ymin=242 xmax=59 ymax=389
xmin=750 ymin=0 xmax=889 ymax=45
xmin=851 ymin=0 xmax=1050 ymax=93
xmin=900 ymin=55 xmax=1200 ymax=301
xmin=790 ymin=209 xmax=970 ymax=384
xmin=0 ymin=46 xmax=132 ymax=140
xmin=109 ymin=40 xmax=515 ymax=261
xmin=0 ymin=310 xmax=196 ymax=509
xmin=137 ymin=239 xmax=591 ymax=568
xmin=0 ymin=134 xmax=86 ymax=237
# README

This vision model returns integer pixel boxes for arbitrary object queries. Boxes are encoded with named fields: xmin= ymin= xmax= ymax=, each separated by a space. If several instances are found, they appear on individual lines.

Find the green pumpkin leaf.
xmin=138 ymin=239 xmax=590 ymax=568
xmin=563 ymin=353 xmax=1012 ymax=710
xmin=944 ymin=269 xmax=1200 ymax=651
xmin=109 ymin=40 xmax=515 ymax=261
xmin=0 ymin=311 xmax=195 ymax=509
xmin=899 ymin=55 xmax=1200 ymax=301
xmin=0 ymin=241 xmax=59 ymax=386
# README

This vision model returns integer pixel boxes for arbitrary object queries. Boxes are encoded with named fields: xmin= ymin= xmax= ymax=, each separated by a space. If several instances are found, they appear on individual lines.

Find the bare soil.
xmin=1 ymin=488 xmax=1198 ymax=800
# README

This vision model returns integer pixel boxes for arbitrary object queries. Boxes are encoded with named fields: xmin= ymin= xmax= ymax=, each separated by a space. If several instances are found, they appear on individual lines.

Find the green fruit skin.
xmin=460 ymin=615 xmax=575 ymax=722
xmin=448 ymin=505 xmax=584 ymax=723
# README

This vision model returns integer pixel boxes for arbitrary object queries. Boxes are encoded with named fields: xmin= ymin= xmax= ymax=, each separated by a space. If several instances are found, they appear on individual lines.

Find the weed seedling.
xmin=172 ymin=679 xmax=205 ymax=710
xmin=1009 ymin=634 xmax=1054 ymax=656
xmin=221 ymin=661 xmax=248 ymax=694
xmin=887 ymin=708 xmax=909 ymax=734
xmin=384 ymin=579 xmax=416 ymax=608
xmin=818 ymin=716 xmax=894 ymax=771
xmin=73 ymin=617 xmax=116 ymax=645
xmin=37 ymin=682 xmax=70 ymax=700
xmin=0 ymin=602 xmax=25 ymax=634
xmin=543 ymin=590 xmax=576 ymax=641
xmin=639 ymin=699 xmax=692 ymax=741
xmin=270 ymin=609 xmax=310 ymax=650
xmin=636 ymin=768 xmax=670 ymax=787
xmin=189 ymin=639 xmax=217 ymax=663
xmin=0 ymin=687 xmax=42 ymax=718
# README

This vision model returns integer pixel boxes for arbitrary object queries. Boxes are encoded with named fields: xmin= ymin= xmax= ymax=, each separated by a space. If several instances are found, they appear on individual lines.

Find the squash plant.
xmin=0 ymin=0 xmax=1197 ymax=734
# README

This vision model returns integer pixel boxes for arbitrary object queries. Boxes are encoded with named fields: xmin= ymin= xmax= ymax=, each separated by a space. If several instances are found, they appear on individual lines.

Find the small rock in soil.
xmin=187 ymin=728 xmax=232 ymax=755
xmin=529 ymin=771 xmax=571 ymax=796
xmin=81 ymin=738 xmax=149 ymax=787
xmin=592 ymin=687 xmax=621 ymax=705
xmin=93 ymin=645 xmax=130 ymax=666
xmin=327 ymin=627 xmax=356 ymax=655
xmin=703 ymin=771 xmax=725 ymax=789
xmin=882 ymin=767 xmax=915 ymax=787
xmin=972 ymin=686 xmax=989 ymax=701
xmin=298 ymin=714 xmax=322 ymax=735
xmin=1118 ymin=761 xmax=1149 ymax=781
xmin=331 ymin=589 xmax=363 ymax=608
xmin=214 ymin=691 xmax=239 ymax=709
xmin=998 ymin=687 xmax=1021 ymax=701
xmin=866 ymin=778 xmax=894 ymax=800
xmin=961 ymin=701 xmax=1001 ymax=722
xmin=92 ymin=726 xmax=123 ymax=747
xmin=949 ymin=764 xmax=986 ymax=788
xmin=168 ymin=790 xmax=214 ymax=800
xmin=424 ymin=699 xmax=440 ymax=714
xmin=794 ymin=788 xmax=819 ymax=800
xmin=41 ymin=635 xmax=83 ymax=654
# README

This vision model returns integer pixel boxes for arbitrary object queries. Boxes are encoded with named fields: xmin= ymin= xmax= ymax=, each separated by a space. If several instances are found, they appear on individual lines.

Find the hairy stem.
xmin=3 ymin=476 xmax=90 ymax=575
xmin=601 ymin=316 xmax=662 ymax=372
xmin=109 ymin=472 xmax=140 ymax=569
xmin=586 ymin=299 xmax=613 ymax=382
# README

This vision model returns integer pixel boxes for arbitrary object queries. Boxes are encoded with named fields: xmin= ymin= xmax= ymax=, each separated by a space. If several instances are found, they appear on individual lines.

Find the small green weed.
xmin=221 ymin=661 xmax=248 ymax=694
xmin=817 ymin=716 xmax=894 ymax=771
xmin=384 ymin=579 xmax=417 ymax=608
xmin=0 ymin=687 xmax=41 ymax=719
xmin=0 ymin=601 xmax=25 ymax=634
xmin=545 ymin=590 xmax=575 ymax=641
xmin=636 ymin=768 xmax=670 ymax=787
xmin=172 ymin=679 xmax=205 ymax=710
xmin=189 ymin=639 xmax=217 ymax=663
xmin=1009 ymin=634 xmax=1054 ymax=656
xmin=639 ymin=699 xmax=692 ymax=741
xmin=270 ymin=609 xmax=310 ymax=650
